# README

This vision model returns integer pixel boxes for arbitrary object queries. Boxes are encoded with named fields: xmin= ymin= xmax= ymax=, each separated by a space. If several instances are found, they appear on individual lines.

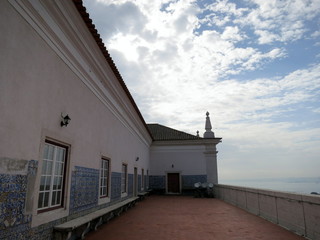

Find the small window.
xmin=38 ymin=141 xmax=68 ymax=211
xmin=141 ymin=169 xmax=144 ymax=190
xmin=121 ymin=164 xmax=127 ymax=193
xmin=100 ymin=158 xmax=110 ymax=198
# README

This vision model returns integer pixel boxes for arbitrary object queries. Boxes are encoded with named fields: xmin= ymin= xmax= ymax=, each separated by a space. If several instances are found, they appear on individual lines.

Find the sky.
xmin=82 ymin=0 xmax=320 ymax=181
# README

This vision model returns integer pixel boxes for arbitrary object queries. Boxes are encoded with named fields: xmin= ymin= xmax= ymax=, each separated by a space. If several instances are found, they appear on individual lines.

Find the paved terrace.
xmin=86 ymin=195 xmax=304 ymax=240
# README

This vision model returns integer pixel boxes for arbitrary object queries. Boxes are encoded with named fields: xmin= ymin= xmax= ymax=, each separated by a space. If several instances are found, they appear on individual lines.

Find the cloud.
xmin=254 ymin=30 xmax=278 ymax=44
xmin=83 ymin=1 xmax=148 ymax=39
xmin=86 ymin=0 xmax=318 ymax=129
xmin=311 ymin=30 xmax=320 ymax=38
xmin=201 ymin=0 xmax=320 ymax=44
xmin=221 ymin=26 xmax=245 ymax=42
xmin=204 ymin=0 xmax=248 ymax=19
xmin=241 ymin=0 xmax=320 ymax=43
xmin=87 ymin=0 xmax=290 ymax=85
xmin=218 ymin=121 xmax=320 ymax=179
xmin=83 ymin=0 xmax=320 ymax=180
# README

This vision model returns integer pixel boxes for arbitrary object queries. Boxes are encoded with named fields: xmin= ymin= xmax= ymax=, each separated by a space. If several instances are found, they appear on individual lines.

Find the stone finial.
xmin=203 ymin=112 xmax=215 ymax=138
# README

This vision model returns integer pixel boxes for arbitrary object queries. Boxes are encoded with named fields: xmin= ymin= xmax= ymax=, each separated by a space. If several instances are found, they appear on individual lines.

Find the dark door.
xmin=167 ymin=173 xmax=180 ymax=193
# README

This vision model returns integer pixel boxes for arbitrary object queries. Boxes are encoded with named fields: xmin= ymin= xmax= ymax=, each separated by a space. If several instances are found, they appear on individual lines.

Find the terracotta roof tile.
xmin=147 ymin=124 xmax=201 ymax=141
xmin=72 ymin=0 xmax=153 ymax=140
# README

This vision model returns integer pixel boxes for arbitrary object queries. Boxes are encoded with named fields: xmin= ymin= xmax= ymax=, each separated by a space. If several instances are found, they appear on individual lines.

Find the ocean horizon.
xmin=219 ymin=177 xmax=320 ymax=195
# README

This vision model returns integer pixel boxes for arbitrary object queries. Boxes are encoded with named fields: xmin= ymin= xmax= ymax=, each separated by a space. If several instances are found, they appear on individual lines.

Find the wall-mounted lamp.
xmin=135 ymin=157 xmax=139 ymax=161
xmin=171 ymin=164 xmax=174 ymax=168
xmin=60 ymin=113 xmax=71 ymax=127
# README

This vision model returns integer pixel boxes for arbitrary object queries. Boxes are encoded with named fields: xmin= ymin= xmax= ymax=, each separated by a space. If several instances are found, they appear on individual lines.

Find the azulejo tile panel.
xmin=128 ymin=173 xmax=133 ymax=197
xmin=0 ymin=160 xmax=38 ymax=239
xmin=111 ymin=172 xmax=121 ymax=202
xmin=182 ymin=175 xmax=207 ymax=189
xmin=70 ymin=166 xmax=99 ymax=214
xmin=149 ymin=175 xmax=166 ymax=189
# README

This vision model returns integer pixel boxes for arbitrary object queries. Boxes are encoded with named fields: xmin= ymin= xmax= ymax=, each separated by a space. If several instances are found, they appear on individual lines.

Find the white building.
xmin=0 ymin=0 xmax=221 ymax=239
xmin=148 ymin=116 xmax=221 ymax=194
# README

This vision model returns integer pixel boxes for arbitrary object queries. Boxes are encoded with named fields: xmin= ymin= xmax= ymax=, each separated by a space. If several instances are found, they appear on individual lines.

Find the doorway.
xmin=167 ymin=173 xmax=180 ymax=194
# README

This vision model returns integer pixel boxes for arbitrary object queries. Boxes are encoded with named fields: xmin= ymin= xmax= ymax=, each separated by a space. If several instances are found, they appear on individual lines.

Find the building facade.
xmin=148 ymin=122 xmax=221 ymax=194
xmin=0 ymin=0 xmax=221 ymax=239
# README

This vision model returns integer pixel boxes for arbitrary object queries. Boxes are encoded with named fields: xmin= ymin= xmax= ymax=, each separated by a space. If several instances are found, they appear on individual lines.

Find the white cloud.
xmin=311 ymin=30 xmax=320 ymax=38
xmin=205 ymin=0 xmax=248 ymax=18
xmin=90 ymin=0 xmax=318 ymax=129
xmin=221 ymin=26 xmax=245 ymax=42
xmin=218 ymin=122 xmax=320 ymax=179
xmin=219 ymin=0 xmax=320 ymax=44
xmin=255 ymin=30 xmax=278 ymax=44
xmin=83 ymin=0 xmax=320 ymax=180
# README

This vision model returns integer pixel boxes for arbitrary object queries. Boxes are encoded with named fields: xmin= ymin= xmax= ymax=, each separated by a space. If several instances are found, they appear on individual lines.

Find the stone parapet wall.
xmin=214 ymin=184 xmax=320 ymax=240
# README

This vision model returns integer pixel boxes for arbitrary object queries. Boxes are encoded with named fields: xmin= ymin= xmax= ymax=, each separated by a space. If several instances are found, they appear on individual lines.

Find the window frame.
xmin=99 ymin=158 xmax=110 ymax=198
xmin=121 ymin=163 xmax=128 ymax=194
xmin=37 ymin=139 xmax=68 ymax=213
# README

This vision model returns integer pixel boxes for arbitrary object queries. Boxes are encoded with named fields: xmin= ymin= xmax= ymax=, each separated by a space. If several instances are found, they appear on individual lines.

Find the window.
xmin=141 ymin=169 xmax=144 ymax=190
xmin=100 ymin=158 xmax=110 ymax=198
xmin=38 ymin=141 xmax=67 ymax=211
xmin=121 ymin=164 xmax=127 ymax=193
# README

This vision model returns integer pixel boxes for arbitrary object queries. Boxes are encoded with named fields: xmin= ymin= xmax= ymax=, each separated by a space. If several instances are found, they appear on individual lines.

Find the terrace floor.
xmin=85 ymin=195 xmax=305 ymax=240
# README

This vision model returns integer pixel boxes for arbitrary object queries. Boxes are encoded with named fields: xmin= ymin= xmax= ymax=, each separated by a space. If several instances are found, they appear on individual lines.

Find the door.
xmin=134 ymin=167 xmax=138 ymax=197
xmin=167 ymin=173 xmax=180 ymax=194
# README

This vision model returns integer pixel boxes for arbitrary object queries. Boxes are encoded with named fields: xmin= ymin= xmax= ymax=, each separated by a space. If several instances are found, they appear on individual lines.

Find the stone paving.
xmin=85 ymin=195 xmax=305 ymax=240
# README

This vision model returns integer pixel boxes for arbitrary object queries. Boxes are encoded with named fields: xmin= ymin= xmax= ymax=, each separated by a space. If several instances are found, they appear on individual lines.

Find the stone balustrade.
xmin=214 ymin=184 xmax=320 ymax=240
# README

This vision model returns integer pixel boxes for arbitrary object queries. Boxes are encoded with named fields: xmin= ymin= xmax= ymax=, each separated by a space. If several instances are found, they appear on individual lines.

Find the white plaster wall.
xmin=0 ymin=0 xmax=151 ymax=226
xmin=150 ymin=145 xmax=206 ymax=176
xmin=0 ymin=0 xmax=151 ymax=174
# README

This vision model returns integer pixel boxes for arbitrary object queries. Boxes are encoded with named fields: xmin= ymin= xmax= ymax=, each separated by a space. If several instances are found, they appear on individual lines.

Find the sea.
xmin=219 ymin=177 xmax=320 ymax=195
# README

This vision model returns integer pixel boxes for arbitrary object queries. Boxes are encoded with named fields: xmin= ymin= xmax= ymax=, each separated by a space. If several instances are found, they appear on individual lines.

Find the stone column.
xmin=204 ymin=144 xmax=218 ymax=184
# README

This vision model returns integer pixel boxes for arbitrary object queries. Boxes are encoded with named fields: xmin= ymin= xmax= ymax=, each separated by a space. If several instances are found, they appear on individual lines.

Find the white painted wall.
xmin=150 ymin=144 xmax=206 ymax=176
xmin=0 ymin=0 xmax=151 ymax=226
xmin=0 ymin=0 xmax=151 ymax=172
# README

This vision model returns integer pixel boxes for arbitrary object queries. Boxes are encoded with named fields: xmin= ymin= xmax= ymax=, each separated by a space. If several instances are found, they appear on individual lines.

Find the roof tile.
xmin=147 ymin=124 xmax=201 ymax=141
xmin=72 ymin=0 xmax=153 ymax=139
